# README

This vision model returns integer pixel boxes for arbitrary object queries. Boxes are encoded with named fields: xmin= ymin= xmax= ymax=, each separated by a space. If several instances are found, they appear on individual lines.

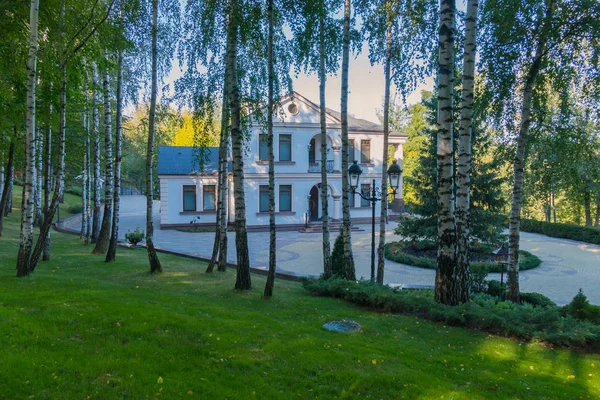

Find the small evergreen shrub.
xmin=331 ymin=234 xmax=345 ymax=278
xmin=469 ymin=263 xmax=488 ymax=293
xmin=68 ymin=204 xmax=83 ymax=214
xmin=125 ymin=228 xmax=145 ymax=245
xmin=563 ymin=289 xmax=600 ymax=323
xmin=486 ymin=280 xmax=506 ymax=298
xmin=520 ymin=292 xmax=556 ymax=308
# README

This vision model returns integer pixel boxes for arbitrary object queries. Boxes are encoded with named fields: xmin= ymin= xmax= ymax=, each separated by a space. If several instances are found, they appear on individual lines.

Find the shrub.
xmin=302 ymin=278 xmax=600 ymax=350
xmin=68 ymin=204 xmax=83 ymax=214
xmin=520 ymin=292 xmax=556 ymax=308
xmin=469 ymin=263 xmax=488 ymax=293
xmin=520 ymin=218 xmax=600 ymax=245
xmin=563 ymin=289 xmax=600 ymax=324
xmin=125 ymin=228 xmax=145 ymax=246
xmin=330 ymin=234 xmax=345 ymax=278
xmin=486 ymin=280 xmax=506 ymax=298
xmin=385 ymin=242 xmax=541 ymax=272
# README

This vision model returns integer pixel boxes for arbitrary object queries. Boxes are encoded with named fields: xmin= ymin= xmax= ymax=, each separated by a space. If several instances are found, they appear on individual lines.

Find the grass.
xmin=0 ymin=192 xmax=599 ymax=399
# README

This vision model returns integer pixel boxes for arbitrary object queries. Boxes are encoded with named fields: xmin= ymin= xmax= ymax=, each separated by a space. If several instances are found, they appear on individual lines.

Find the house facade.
xmin=158 ymin=92 xmax=407 ymax=230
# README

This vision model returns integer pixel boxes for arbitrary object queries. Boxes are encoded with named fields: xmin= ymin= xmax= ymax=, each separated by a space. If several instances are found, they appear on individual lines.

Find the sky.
xmin=164 ymin=45 xmax=434 ymax=125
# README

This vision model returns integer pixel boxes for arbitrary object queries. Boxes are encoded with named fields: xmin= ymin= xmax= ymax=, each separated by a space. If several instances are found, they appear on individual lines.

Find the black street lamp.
xmin=493 ymin=244 xmax=509 ymax=299
xmin=347 ymin=160 xmax=401 ymax=281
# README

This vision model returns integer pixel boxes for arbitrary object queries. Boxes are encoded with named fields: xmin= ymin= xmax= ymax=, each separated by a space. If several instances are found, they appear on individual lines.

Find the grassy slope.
xmin=0 ymin=192 xmax=598 ymax=399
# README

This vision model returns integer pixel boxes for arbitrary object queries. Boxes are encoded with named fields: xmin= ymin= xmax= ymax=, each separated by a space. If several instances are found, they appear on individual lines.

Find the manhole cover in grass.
xmin=323 ymin=320 xmax=361 ymax=333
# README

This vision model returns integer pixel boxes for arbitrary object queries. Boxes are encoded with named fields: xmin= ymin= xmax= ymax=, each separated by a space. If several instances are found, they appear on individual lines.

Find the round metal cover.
xmin=323 ymin=320 xmax=361 ymax=333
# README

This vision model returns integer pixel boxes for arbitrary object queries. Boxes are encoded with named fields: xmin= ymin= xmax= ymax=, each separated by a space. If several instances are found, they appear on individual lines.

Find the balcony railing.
xmin=308 ymin=159 xmax=334 ymax=173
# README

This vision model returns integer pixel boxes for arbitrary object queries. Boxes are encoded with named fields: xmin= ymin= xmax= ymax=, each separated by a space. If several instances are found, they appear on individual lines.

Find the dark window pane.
xmin=259 ymin=185 xmax=270 ymax=212
xmin=183 ymin=185 xmax=196 ymax=211
xmin=348 ymin=191 xmax=354 ymax=207
xmin=279 ymin=134 xmax=292 ymax=161
xmin=279 ymin=185 xmax=292 ymax=212
xmin=361 ymin=184 xmax=370 ymax=207
xmin=203 ymin=185 xmax=215 ymax=210
xmin=361 ymin=140 xmax=370 ymax=163
xmin=259 ymin=134 xmax=268 ymax=161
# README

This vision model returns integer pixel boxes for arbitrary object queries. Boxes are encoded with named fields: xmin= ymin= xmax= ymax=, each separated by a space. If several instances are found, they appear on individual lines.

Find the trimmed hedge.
xmin=302 ymin=278 xmax=600 ymax=350
xmin=385 ymin=241 xmax=541 ymax=272
xmin=520 ymin=218 xmax=600 ymax=245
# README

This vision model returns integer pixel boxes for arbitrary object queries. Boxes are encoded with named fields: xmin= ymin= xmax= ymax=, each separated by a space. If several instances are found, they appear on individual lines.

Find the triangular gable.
xmin=252 ymin=91 xmax=340 ymax=126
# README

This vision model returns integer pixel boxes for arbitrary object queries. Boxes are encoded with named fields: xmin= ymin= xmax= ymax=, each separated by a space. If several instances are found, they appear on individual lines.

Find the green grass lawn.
xmin=0 ymin=195 xmax=599 ymax=399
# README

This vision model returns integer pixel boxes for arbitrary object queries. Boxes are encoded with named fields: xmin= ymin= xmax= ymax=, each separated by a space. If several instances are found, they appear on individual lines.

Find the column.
xmin=332 ymin=194 xmax=341 ymax=221
xmin=332 ymin=145 xmax=341 ymax=172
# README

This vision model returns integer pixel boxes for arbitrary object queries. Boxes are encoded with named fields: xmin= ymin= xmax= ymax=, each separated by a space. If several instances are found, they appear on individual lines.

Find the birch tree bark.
xmin=43 ymin=94 xmax=52 ymax=259
xmin=92 ymin=66 xmax=114 ymax=254
xmin=264 ymin=0 xmax=276 ymax=298
xmin=228 ymin=0 xmax=251 ymax=290
xmin=146 ymin=0 xmax=162 ymax=273
xmin=340 ymin=0 xmax=356 ymax=280
xmin=0 ymin=141 xmax=14 ymax=237
xmin=207 ymin=82 xmax=229 ymax=273
xmin=106 ymin=49 xmax=123 ymax=262
xmin=81 ymin=94 xmax=88 ymax=241
xmin=217 ymin=112 xmax=229 ymax=272
xmin=33 ymin=128 xmax=43 ymax=227
xmin=376 ymin=21 xmax=392 ymax=285
xmin=507 ymin=0 xmax=555 ymax=303
xmin=91 ymin=62 xmax=101 ymax=243
xmin=318 ymin=3 xmax=332 ymax=279
xmin=5 ymin=164 xmax=13 ymax=216
xmin=16 ymin=0 xmax=40 ymax=277
xmin=454 ymin=0 xmax=479 ymax=303
xmin=434 ymin=0 xmax=458 ymax=305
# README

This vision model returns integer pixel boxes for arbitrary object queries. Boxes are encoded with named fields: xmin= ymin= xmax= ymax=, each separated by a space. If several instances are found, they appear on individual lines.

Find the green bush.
xmin=65 ymin=186 xmax=83 ymax=197
xmin=67 ymin=204 xmax=83 ymax=214
xmin=520 ymin=218 xmax=600 ymax=245
xmin=385 ymin=242 xmax=541 ymax=272
xmin=486 ymin=280 xmax=506 ymax=298
xmin=563 ymin=289 xmax=600 ymax=324
xmin=469 ymin=263 xmax=488 ymax=293
xmin=301 ymin=278 xmax=600 ymax=350
xmin=520 ymin=292 xmax=556 ymax=308
xmin=125 ymin=228 xmax=145 ymax=246
xmin=330 ymin=234 xmax=345 ymax=278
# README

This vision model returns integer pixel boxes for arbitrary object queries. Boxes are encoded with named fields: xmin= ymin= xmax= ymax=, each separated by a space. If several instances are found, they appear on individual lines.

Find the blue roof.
xmin=158 ymin=146 xmax=227 ymax=175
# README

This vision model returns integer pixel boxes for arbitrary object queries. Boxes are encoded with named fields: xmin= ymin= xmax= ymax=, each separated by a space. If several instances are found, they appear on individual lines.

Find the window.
xmin=348 ymin=191 xmax=355 ymax=207
xmin=259 ymin=185 xmax=270 ymax=212
xmin=348 ymin=139 xmax=355 ymax=163
xmin=361 ymin=183 xmax=371 ymax=207
xmin=361 ymin=140 xmax=371 ymax=163
xmin=203 ymin=185 xmax=216 ymax=211
xmin=308 ymin=138 xmax=316 ymax=163
xmin=279 ymin=134 xmax=292 ymax=161
xmin=279 ymin=185 xmax=292 ymax=212
xmin=259 ymin=134 xmax=268 ymax=161
xmin=183 ymin=185 xmax=196 ymax=211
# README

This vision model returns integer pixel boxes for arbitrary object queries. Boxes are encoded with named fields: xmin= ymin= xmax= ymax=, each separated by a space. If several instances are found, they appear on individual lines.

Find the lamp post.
xmin=347 ymin=160 xmax=400 ymax=281
xmin=493 ymin=244 xmax=508 ymax=300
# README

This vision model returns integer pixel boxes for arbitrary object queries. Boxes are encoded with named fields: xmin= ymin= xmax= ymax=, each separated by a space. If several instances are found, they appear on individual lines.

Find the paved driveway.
xmin=105 ymin=196 xmax=600 ymax=305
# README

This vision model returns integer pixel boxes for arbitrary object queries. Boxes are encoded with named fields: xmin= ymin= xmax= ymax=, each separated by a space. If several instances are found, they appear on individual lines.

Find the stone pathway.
xmin=74 ymin=195 xmax=600 ymax=306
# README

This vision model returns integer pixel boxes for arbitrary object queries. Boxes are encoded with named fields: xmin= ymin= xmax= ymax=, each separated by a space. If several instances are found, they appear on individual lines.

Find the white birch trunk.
xmin=81 ymin=93 xmax=89 ymax=240
xmin=33 ymin=127 xmax=43 ymax=226
xmin=319 ymin=4 xmax=332 ymax=279
xmin=507 ymin=0 xmax=555 ymax=303
xmin=42 ymin=101 xmax=52 ymax=259
xmin=454 ymin=0 xmax=479 ymax=303
xmin=16 ymin=0 xmax=40 ymax=277
xmin=91 ymin=62 xmax=101 ymax=243
xmin=376 ymin=22 xmax=392 ymax=285
xmin=434 ymin=0 xmax=458 ymax=305
xmin=340 ymin=0 xmax=356 ymax=280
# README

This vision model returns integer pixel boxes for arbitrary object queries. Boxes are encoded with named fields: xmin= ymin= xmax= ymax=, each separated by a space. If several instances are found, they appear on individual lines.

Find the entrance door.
xmin=309 ymin=185 xmax=319 ymax=221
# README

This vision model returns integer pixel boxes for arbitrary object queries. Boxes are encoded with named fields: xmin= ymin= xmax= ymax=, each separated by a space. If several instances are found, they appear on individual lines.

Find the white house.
xmin=158 ymin=92 xmax=406 ymax=230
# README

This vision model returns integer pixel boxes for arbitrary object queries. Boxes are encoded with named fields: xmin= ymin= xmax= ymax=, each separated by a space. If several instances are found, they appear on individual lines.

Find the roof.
xmin=158 ymin=146 xmax=227 ymax=175
xmin=279 ymin=91 xmax=407 ymax=138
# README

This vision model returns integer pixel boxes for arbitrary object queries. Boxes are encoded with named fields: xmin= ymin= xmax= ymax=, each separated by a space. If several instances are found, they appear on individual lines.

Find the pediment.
xmin=272 ymin=92 xmax=340 ymax=126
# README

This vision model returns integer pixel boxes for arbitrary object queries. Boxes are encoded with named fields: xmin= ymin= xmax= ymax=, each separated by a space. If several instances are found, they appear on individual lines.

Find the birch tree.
xmin=91 ymin=62 xmax=101 ymax=242
xmin=92 ymin=66 xmax=114 ymax=254
xmin=454 ymin=0 xmax=479 ymax=302
xmin=16 ymin=0 xmax=40 ymax=276
xmin=340 ymin=0 xmax=356 ymax=280
xmin=434 ymin=0 xmax=458 ymax=304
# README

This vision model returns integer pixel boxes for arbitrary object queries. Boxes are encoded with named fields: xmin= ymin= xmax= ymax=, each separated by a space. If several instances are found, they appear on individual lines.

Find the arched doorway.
xmin=309 ymin=185 xmax=320 ymax=221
